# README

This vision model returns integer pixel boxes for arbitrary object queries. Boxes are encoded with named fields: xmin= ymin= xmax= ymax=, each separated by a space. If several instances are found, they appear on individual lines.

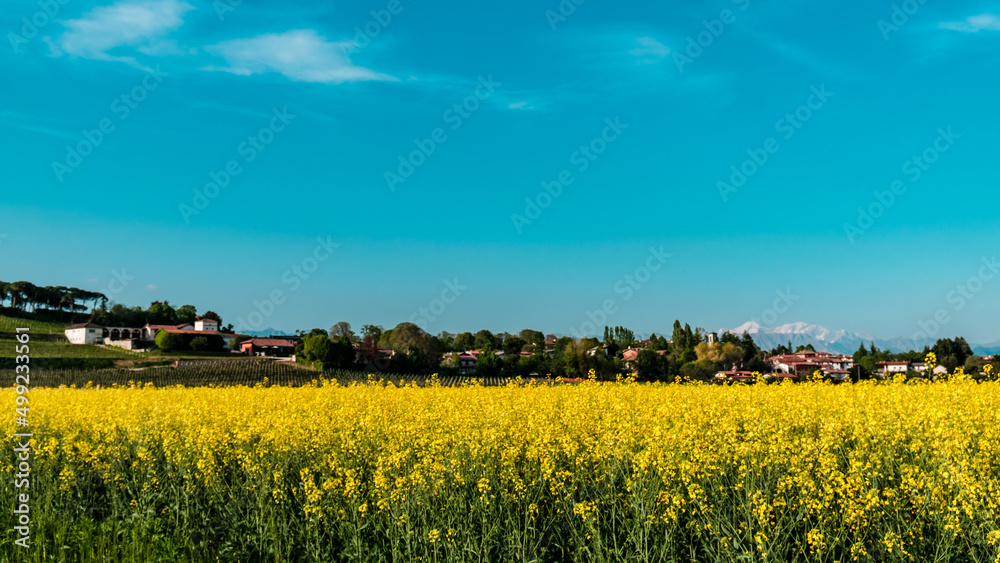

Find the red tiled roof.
xmin=242 ymin=338 xmax=296 ymax=347
xmin=147 ymin=324 xmax=224 ymax=336
xmin=66 ymin=323 xmax=104 ymax=329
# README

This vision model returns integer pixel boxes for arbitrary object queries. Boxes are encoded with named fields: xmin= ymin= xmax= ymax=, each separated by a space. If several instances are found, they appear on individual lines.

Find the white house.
xmin=877 ymin=361 xmax=911 ymax=375
xmin=194 ymin=317 xmax=219 ymax=332
xmin=65 ymin=323 xmax=105 ymax=345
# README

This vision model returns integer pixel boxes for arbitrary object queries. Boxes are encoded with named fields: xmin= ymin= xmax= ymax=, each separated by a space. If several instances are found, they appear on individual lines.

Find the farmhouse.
xmin=64 ymin=323 xmax=106 ymax=345
xmin=876 ymin=361 xmax=950 ymax=377
xmin=65 ymin=318 xmax=232 ymax=349
xmin=767 ymin=350 xmax=854 ymax=376
xmin=459 ymin=354 xmax=477 ymax=375
xmin=194 ymin=316 xmax=219 ymax=332
xmin=240 ymin=338 xmax=297 ymax=357
xmin=65 ymin=323 xmax=147 ymax=345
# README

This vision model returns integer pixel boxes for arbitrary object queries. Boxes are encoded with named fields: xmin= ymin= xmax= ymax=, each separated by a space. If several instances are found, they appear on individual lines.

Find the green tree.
xmin=361 ymin=324 xmax=384 ymax=343
xmin=454 ymin=332 xmax=475 ymax=352
xmin=473 ymin=329 xmax=495 ymax=351
xmin=388 ymin=322 xmax=428 ymax=354
xmin=476 ymin=350 xmax=502 ymax=378
xmin=503 ymin=336 xmax=527 ymax=357
xmin=518 ymin=329 xmax=543 ymax=351
xmin=148 ymin=301 xmax=177 ymax=325
xmin=635 ymin=349 xmax=668 ymax=380
xmin=327 ymin=335 xmax=358 ymax=370
xmin=671 ymin=320 xmax=685 ymax=351
xmin=679 ymin=358 xmax=717 ymax=381
xmin=436 ymin=331 xmax=455 ymax=351
xmin=330 ymin=321 xmax=357 ymax=345
xmin=175 ymin=305 xmax=198 ymax=324
xmin=189 ymin=336 xmax=211 ymax=352
xmin=299 ymin=334 xmax=333 ymax=365
xmin=155 ymin=330 xmax=187 ymax=352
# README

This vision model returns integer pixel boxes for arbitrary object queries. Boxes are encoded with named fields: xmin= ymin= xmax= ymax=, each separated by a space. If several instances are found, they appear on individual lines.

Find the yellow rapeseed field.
xmin=3 ymin=374 xmax=1000 ymax=562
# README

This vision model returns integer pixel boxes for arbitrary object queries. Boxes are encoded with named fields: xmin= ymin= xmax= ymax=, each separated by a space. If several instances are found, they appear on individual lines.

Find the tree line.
xmin=291 ymin=320 xmax=768 ymax=380
xmin=298 ymin=320 xmax=998 ymax=381
xmin=0 ymin=281 xmax=105 ymax=316
xmin=89 ymin=301 xmax=228 ymax=332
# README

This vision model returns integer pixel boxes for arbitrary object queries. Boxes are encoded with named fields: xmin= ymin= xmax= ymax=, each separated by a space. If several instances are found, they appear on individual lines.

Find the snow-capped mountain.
xmin=721 ymin=321 xmax=997 ymax=355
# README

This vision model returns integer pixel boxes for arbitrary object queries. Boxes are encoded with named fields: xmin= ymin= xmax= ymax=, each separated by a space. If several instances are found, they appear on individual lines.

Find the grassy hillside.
xmin=0 ymin=313 xmax=68 ymax=334
xmin=0 ymin=337 xmax=149 ymax=359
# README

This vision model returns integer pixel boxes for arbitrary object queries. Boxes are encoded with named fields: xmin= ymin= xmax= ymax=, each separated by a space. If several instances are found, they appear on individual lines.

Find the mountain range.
xmin=721 ymin=321 xmax=1000 ymax=356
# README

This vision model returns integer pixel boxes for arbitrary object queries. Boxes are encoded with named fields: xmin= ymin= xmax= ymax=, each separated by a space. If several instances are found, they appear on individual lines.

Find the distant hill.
xmin=238 ymin=329 xmax=291 ymax=337
xmin=723 ymin=321 xmax=998 ymax=355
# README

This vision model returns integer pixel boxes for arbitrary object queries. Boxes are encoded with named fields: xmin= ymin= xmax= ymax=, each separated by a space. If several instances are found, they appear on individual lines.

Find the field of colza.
xmin=3 ymin=374 xmax=1000 ymax=562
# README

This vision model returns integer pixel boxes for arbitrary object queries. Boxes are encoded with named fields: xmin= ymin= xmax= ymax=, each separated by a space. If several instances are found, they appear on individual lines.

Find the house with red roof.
xmin=240 ymin=338 xmax=297 ymax=357
xmin=767 ymin=350 xmax=854 ymax=376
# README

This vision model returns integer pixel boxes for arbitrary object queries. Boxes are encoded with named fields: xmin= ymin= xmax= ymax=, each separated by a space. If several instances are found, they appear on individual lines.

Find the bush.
xmin=190 ymin=336 xmax=211 ymax=352
xmin=155 ymin=330 xmax=189 ymax=352
xmin=476 ymin=350 xmax=502 ymax=378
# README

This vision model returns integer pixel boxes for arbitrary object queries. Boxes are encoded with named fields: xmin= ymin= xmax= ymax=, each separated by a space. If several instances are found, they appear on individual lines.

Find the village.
xmin=61 ymin=319 xmax=971 ymax=382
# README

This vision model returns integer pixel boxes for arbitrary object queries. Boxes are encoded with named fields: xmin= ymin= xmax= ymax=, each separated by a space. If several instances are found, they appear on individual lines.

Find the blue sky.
xmin=1 ymin=0 xmax=999 ymax=343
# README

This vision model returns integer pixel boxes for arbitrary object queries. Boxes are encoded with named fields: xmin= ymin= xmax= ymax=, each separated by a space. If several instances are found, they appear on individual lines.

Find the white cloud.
xmin=203 ymin=29 xmax=396 ymax=83
xmin=508 ymin=101 xmax=535 ymax=110
xmin=145 ymin=284 xmax=160 ymax=290
xmin=53 ymin=0 xmax=193 ymax=68
xmin=629 ymin=36 xmax=670 ymax=64
xmin=939 ymin=14 xmax=1000 ymax=33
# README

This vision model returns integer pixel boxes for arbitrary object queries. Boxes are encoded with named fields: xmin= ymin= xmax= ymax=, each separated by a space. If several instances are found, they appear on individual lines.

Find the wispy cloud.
xmin=51 ymin=0 xmax=193 ymax=69
xmin=747 ymin=30 xmax=846 ymax=79
xmin=629 ymin=36 xmax=671 ymax=64
xmin=145 ymin=284 xmax=160 ymax=290
xmin=0 ymin=110 xmax=75 ymax=140
xmin=939 ymin=14 xmax=1000 ymax=33
xmin=202 ymin=29 xmax=396 ymax=84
